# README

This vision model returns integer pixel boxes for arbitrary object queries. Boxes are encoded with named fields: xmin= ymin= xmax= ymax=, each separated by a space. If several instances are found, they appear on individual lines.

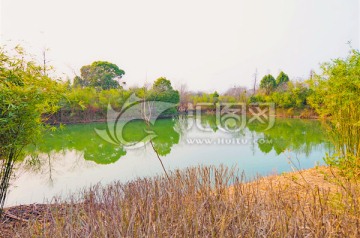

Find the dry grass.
xmin=4 ymin=165 xmax=360 ymax=237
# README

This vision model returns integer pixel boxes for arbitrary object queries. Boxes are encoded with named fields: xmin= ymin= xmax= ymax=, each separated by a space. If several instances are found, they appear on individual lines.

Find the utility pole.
xmin=40 ymin=31 xmax=50 ymax=77
xmin=253 ymin=68 xmax=258 ymax=95
xmin=42 ymin=48 xmax=48 ymax=76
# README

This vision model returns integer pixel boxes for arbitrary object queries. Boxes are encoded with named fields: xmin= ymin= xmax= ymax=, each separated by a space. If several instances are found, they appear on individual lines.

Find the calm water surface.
xmin=6 ymin=116 xmax=331 ymax=207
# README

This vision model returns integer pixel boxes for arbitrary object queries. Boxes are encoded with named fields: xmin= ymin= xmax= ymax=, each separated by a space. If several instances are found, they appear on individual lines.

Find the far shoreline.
xmin=46 ymin=109 xmax=320 ymax=126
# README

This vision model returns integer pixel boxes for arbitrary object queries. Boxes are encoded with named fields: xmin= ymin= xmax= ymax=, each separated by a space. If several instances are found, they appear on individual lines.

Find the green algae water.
xmin=6 ymin=117 xmax=331 ymax=207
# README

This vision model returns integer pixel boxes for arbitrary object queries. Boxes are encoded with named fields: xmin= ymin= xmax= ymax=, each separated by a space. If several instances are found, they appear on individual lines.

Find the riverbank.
xmin=1 ymin=165 xmax=358 ymax=237
xmin=46 ymin=107 xmax=319 ymax=125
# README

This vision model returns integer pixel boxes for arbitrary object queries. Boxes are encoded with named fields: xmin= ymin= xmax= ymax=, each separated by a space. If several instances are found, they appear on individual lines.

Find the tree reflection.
xmin=25 ymin=117 xmax=329 ymax=167
xmin=27 ymin=123 xmax=126 ymax=165
xmin=122 ymin=118 xmax=180 ymax=156
xmin=247 ymin=119 xmax=330 ymax=155
xmin=27 ymin=118 xmax=180 ymax=165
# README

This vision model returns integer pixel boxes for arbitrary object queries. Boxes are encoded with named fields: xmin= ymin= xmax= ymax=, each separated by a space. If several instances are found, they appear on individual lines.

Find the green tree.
xmin=270 ymin=81 xmax=309 ymax=109
xmin=276 ymin=71 xmax=289 ymax=86
xmin=149 ymin=77 xmax=179 ymax=115
xmin=74 ymin=61 xmax=125 ymax=90
xmin=260 ymin=74 xmax=276 ymax=95
xmin=0 ymin=46 xmax=64 ymax=211
xmin=212 ymin=91 xmax=220 ymax=104
xmin=308 ymin=50 xmax=360 ymax=177
xmin=151 ymin=77 xmax=179 ymax=103
xmin=152 ymin=77 xmax=173 ymax=93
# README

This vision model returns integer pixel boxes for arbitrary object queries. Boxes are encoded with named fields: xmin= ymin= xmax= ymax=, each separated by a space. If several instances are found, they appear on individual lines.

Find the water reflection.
xmin=247 ymin=119 xmax=330 ymax=156
xmin=26 ymin=117 xmax=329 ymax=165
xmin=27 ymin=123 xmax=126 ymax=164
xmin=26 ymin=118 xmax=181 ymax=165
xmin=7 ymin=117 xmax=331 ymax=207
xmin=122 ymin=119 xmax=180 ymax=156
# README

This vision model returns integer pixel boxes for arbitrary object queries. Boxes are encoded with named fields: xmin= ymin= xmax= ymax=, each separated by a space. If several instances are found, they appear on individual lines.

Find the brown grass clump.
xmin=4 ymin=165 xmax=360 ymax=237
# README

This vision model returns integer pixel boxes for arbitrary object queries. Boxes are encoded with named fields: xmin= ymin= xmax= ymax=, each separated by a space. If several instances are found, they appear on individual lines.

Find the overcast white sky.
xmin=1 ymin=0 xmax=359 ymax=92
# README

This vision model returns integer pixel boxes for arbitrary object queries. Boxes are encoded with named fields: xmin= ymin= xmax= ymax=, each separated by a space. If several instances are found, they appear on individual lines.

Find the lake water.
xmin=5 ymin=116 xmax=331 ymax=207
